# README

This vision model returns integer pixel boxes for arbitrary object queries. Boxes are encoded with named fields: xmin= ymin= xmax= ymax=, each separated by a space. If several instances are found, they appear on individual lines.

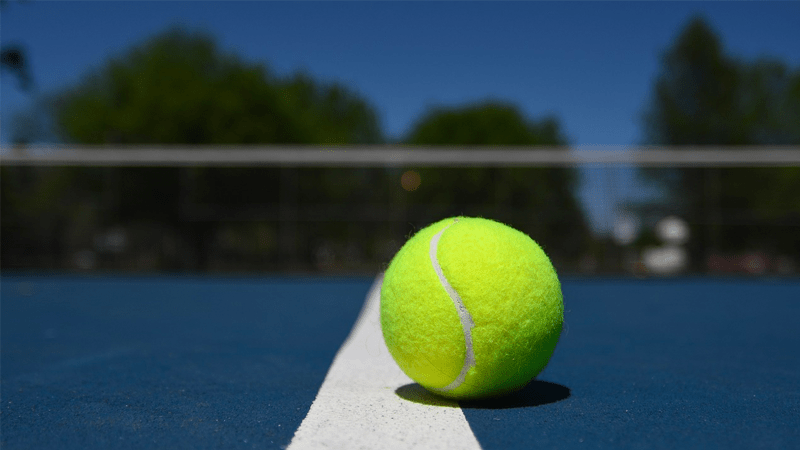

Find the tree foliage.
xmin=4 ymin=27 xmax=386 ymax=271
xmin=406 ymin=102 xmax=565 ymax=146
xmin=402 ymin=102 xmax=589 ymax=266
xmin=282 ymin=73 xmax=383 ymax=145
xmin=644 ymin=17 xmax=800 ymax=145
xmin=50 ymin=28 xmax=382 ymax=145
xmin=641 ymin=17 xmax=800 ymax=264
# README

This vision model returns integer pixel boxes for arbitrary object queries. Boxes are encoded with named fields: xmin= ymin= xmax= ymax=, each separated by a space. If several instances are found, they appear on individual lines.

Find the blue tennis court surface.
xmin=2 ymin=275 xmax=798 ymax=449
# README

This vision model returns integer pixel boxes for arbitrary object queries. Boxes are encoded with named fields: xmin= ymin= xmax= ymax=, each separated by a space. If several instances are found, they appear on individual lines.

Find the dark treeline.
xmin=638 ymin=17 xmax=800 ymax=272
xmin=2 ymin=18 xmax=799 ymax=275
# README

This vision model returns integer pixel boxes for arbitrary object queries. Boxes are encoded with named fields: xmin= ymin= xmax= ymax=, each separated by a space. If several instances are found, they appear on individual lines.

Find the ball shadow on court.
xmin=395 ymin=380 xmax=570 ymax=409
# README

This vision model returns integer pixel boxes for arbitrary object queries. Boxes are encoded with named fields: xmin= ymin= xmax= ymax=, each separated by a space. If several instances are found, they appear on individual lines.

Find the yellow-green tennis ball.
xmin=380 ymin=216 xmax=563 ymax=400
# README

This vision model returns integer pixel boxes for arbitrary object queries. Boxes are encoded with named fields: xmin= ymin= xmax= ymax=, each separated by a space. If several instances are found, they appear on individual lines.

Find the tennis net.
xmin=2 ymin=145 xmax=798 ymax=276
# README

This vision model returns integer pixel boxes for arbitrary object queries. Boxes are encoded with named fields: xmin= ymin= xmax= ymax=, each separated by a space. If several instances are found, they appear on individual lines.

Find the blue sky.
xmin=2 ymin=1 xmax=799 ymax=233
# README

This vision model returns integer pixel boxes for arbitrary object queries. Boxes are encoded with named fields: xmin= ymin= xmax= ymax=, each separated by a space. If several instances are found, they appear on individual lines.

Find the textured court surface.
xmin=2 ymin=275 xmax=799 ymax=449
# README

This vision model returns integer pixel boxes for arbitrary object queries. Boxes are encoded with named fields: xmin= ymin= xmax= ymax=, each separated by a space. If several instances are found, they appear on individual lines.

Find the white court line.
xmin=287 ymin=274 xmax=482 ymax=450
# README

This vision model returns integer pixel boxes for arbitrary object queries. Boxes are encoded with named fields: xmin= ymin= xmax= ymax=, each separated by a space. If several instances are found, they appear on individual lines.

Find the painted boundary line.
xmin=287 ymin=275 xmax=481 ymax=450
xmin=3 ymin=146 xmax=800 ymax=166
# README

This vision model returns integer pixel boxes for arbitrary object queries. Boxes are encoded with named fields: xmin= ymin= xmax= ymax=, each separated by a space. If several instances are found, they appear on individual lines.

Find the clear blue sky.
xmin=2 ymin=1 xmax=799 ymax=233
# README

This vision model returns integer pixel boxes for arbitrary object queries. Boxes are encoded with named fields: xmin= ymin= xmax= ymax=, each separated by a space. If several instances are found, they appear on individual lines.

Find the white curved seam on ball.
xmin=428 ymin=219 xmax=476 ymax=393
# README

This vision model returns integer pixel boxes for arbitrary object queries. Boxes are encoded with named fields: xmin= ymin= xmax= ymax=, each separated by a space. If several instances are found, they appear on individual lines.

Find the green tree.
xmin=402 ymin=102 xmax=590 ymax=268
xmin=643 ymin=18 xmax=743 ymax=146
xmin=406 ymin=102 xmax=564 ymax=146
xmin=282 ymin=72 xmax=383 ymax=145
xmin=56 ymin=29 xmax=288 ymax=144
xmin=738 ymin=60 xmax=800 ymax=144
xmin=6 ymin=27 xmax=384 ymax=271
xmin=641 ymin=17 xmax=800 ymax=269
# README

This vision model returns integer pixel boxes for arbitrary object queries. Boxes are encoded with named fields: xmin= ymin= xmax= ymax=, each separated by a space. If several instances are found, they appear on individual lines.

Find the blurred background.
xmin=2 ymin=1 xmax=799 ymax=277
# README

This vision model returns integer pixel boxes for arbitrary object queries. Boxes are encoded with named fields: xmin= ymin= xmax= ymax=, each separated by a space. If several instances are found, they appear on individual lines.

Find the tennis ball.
xmin=380 ymin=216 xmax=563 ymax=400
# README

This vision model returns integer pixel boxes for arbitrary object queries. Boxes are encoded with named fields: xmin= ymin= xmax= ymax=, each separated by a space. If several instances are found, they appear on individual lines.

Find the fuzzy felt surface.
xmin=380 ymin=217 xmax=563 ymax=400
